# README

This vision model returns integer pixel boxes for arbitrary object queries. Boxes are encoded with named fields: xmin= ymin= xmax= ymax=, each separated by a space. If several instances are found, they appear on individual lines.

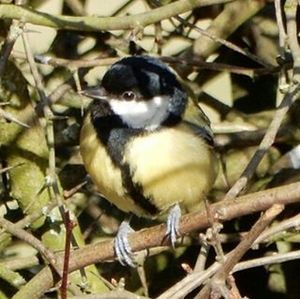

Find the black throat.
xmin=90 ymin=99 xmax=182 ymax=164
xmin=90 ymin=100 xmax=168 ymax=216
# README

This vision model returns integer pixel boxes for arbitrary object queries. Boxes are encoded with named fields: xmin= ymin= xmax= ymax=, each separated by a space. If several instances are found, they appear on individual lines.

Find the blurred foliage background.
xmin=1 ymin=0 xmax=300 ymax=298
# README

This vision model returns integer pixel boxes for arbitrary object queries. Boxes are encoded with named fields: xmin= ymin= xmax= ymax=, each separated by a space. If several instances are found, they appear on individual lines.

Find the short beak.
xmin=80 ymin=87 xmax=108 ymax=101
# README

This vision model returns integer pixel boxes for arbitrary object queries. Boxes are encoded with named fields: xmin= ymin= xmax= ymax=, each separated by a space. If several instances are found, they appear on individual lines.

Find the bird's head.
xmin=83 ymin=56 xmax=187 ymax=130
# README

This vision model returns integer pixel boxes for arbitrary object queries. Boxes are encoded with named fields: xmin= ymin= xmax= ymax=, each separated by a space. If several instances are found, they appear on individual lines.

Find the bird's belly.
xmin=124 ymin=126 xmax=216 ymax=214
xmin=81 ymin=118 xmax=216 ymax=217
xmin=80 ymin=118 xmax=148 ymax=216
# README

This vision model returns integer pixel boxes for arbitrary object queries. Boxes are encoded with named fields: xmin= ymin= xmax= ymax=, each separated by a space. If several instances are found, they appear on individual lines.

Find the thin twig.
xmin=284 ymin=0 xmax=300 ymax=71
xmin=137 ymin=265 xmax=149 ymax=297
xmin=181 ymin=0 xmax=265 ymax=63
xmin=0 ymin=199 xmax=57 ymax=245
xmin=275 ymin=0 xmax=290 ymax=105
xmin=22 ymin=30 xmax=90 ymax=285
xmin=63 ymin=180 xmax=87 ymax=199
xmin=158 ymin=247 xmax=300 ymax=299
xmin=204 ymin=199 xmax=225 ymax=263
xmin=233 ymin=249 xmax=300 ymax=272
xmin=70 ymin=290 xmax=150 ymax=299
xmin=32 ymin=54 xmax=117 ymax=69
xmin=194 ymin=239 xmax=210 ymax=272
xmin=254 ymin=212 xmax=300 ymax=244
xmin=195 ymin=204 xmax=284 ymax=299
xmin=0 ymin=107 xmax=30 ymax=128
xmin=158 ymin=205 xmax=284 ymax=299
xmin=152 ymin=0 xmax=270 ymax=67
xmin=0 ymin=20 xmax=23 ymax=77
xmin=224 ymin=83 xmax=300 ymax=200
xmin=224 ymin=0 xmax=300 ymax=200
xmin=275 ymin=0 xmax=288 ymax=57
xmin=0 ymin=163 xmax=24 ymax=174
xmin=13 ymin=52 xmax=287 ymax=77
xmin=22 ymin=29 xmax=64 ymax=208
xmin=60 ymin=210 xmax=75 ymax=299
xmin=0 ymin=217 xmax=59 ymax=273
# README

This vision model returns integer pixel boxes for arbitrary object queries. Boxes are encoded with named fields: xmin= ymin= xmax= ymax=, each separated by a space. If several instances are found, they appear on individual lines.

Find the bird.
xmin=80 ymin=56 xmax=217 ymax=266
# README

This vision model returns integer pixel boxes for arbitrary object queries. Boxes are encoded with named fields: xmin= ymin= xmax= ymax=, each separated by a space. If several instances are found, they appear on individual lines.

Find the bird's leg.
xmin=114 ymin=219 xmax=136 ymax=267
xmin=166 ymin=203 xmax=182 ymax=247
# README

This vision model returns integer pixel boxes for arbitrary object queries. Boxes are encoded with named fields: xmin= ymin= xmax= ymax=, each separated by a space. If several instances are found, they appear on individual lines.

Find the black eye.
xmin=122 ymin=91 xmax=136 ymax=101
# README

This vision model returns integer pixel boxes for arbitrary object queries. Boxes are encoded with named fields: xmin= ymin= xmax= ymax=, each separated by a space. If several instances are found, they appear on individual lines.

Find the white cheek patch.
xmin=109 ymin=96 xmax=169 ymax=130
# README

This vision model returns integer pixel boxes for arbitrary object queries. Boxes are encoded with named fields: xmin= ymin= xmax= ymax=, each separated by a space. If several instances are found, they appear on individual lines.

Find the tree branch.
xmin=12 ymin=181 xmax=300 ymax=299
xmin=0 ymin=0 xmax=233 ymax=32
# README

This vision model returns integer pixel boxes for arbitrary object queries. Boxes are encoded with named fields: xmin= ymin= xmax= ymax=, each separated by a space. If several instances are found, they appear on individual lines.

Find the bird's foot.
xmin=166 ymin=203 xmax=181 ymax=247
xmin=114 ymin=220 xmax=136 ymax=267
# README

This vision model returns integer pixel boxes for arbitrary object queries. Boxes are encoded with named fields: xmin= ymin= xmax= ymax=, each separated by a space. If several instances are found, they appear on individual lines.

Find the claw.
xmin=166 ymin=204 xmax=181 ymax=247
xmin=114 ymin=220 xmax=136 ymax=267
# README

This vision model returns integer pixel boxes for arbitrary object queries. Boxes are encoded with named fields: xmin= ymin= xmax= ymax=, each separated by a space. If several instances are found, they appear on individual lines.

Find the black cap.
xmin=102 ymin=56 xmax=184 ymax=99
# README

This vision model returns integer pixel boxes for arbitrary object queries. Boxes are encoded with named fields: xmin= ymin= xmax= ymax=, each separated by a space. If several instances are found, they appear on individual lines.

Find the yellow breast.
xmin=124 ymin=123 xmax=216 ymax=214
xmin=80 ymin=115 xmax=216 ymax=218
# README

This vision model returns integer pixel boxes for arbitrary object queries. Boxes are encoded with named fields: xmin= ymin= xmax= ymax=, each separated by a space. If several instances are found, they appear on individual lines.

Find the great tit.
xmin=80 ymin=56 xmax=217 ymax=266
